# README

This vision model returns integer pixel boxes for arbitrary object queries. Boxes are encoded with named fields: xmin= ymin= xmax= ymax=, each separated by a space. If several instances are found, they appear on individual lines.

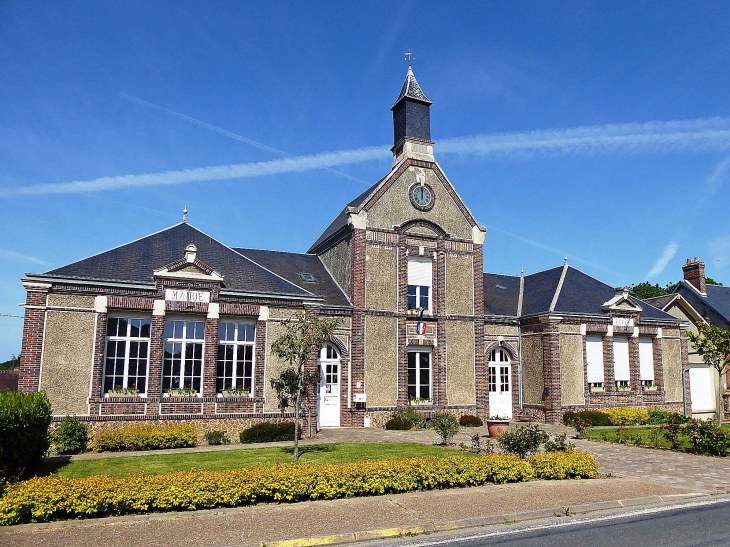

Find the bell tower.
xmin=391 ymin=52 xmax=434 ymax=165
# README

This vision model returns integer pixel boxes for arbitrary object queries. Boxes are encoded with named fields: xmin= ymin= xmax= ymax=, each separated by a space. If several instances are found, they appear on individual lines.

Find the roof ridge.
xmin=549 ymin=264 xmax=570 ymax=312
xmin=483 ymin=272 xmax=522 ymax=278
xmin=234 ymin=247 xmax=315 ymax=257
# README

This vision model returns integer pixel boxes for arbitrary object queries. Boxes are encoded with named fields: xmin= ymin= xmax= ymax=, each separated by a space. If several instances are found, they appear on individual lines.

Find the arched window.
xmin=320 ymin=344 xmax=340 ymax=360
xmin=490 ymin=348 xmax=510 ymax=363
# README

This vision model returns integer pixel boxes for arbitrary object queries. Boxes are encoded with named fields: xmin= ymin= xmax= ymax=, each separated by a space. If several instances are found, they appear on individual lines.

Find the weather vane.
xmin=404 ymin=49 xmax=413 ymax=66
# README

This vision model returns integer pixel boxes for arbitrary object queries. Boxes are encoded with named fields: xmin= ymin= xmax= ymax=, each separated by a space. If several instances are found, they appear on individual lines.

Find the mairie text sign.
xmin=164 ymin=289 xmax=211 ymax=303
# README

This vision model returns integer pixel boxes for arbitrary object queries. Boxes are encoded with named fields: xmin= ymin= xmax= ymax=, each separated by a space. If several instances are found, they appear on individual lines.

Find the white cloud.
xmin=646 ymin=242 xmax=680 ymax=278
xmin=4 ymin=116 xmax=730 ymax=197
xmin=0 ymin=249 xmax=47 ymax=266
xmin=704 ymin=154 xmax=730 ymax=194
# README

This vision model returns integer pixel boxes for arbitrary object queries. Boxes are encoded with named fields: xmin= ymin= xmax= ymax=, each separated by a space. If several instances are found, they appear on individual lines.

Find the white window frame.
xmin=163 ymin=318 xmax=206 ymax=396
xmin=488 ymin=349 xmax=510 ymax=393
xmin=586 ymin=335 xmax=605 ymax=388
xmin=216 ymin=321 xmax=256 ymax=396
xmin=407 ymin=257 xmax=432 ymax=311
xmin=407 ymin=347 xmax=432 ymax=402
xmin=638 ymin=337 xmax=655 ymax=387
xmin=319 ymin=344 xmax=341 ymax=391
xmin=103 ymin=316 xmax=151 ymax=396
xmin=613 ymin=336 xmax=631 ymax=388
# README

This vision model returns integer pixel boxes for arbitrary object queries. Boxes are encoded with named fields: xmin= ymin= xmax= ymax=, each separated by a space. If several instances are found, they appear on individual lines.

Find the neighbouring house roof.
xmin=0 ymin=371 xmax=19 ymax=392
xmin=674 ymin=280 xmax=730 ymax=328
xmin=233 ymin=248 xmax=351 ymax=307
xmin=642 ymin=294 xmax=678 ymax=311
xmin=483 ymin=264 xmax=681 ymax=322
xmin=35 ymin=223 xmax=315 ymax=298
xmin=307 ymin=177 xmax=385 ymax=253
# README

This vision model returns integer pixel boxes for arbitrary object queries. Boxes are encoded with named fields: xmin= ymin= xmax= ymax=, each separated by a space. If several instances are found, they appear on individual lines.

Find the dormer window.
xmin=299 ymin=273 xmax=316 ymax=283
xmin=407 ymin=256 xmax=432 ymax=311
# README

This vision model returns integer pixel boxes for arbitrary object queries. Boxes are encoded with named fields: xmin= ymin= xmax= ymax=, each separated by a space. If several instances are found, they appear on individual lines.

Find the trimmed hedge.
xmin=563 ymin=407 xmax=690 ymax=427
xmin=239 ymin=422 xmax=301 ymax=443
xmin=459 ymin=415 xmax=483 ymax=427
xmin=0 ymin=391 xmax=52 ymax=480
xmin=0 ymin=452 xmax=597 ymax=525
xmin=385 ymin=418 xmax=412 ymax=430
xmin=93 ymin=424 xmax=196 ymax=452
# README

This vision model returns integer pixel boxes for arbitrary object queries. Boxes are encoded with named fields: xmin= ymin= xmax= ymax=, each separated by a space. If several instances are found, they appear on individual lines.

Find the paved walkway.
xmin=54 ymin=423 xmax=730 ymax=494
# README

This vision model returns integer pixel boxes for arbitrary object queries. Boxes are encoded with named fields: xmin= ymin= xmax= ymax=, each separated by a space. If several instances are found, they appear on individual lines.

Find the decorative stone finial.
xmin=564 ymin=256 xmax=568 ymax=265
xmin=182 ymin=206 xmax=188 ymax=223
xmin=184 ymin=243 xmax=197 ymax=263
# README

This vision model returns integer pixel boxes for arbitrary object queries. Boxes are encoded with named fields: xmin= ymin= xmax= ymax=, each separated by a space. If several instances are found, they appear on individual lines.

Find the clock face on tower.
xmin=409 ymin=183 xmax=435 ymax=211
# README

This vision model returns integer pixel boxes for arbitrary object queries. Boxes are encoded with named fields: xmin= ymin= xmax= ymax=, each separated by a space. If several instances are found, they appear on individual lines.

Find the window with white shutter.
xmin=613 ymin=336 xmax=630 ymax=388
xmin=639 ymin=337 xmax=655 ymax=387
xmin=407 ymin=257 xmax=432 ymax=311
xmin=586 ymin=335 xmax=604 ymax=388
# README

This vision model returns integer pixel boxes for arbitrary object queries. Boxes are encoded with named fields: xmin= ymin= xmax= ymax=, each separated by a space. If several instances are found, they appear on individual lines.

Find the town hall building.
xmin=19 ymin=64 xmax=693 ymax=438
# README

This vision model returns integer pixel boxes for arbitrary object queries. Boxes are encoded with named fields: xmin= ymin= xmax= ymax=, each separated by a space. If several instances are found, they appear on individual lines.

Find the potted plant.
xmin=220 ymin=387 xmax=251 ymax=398
xmin=516 ymin=410 xmax=532 ymax=422
xmin=486 ymin=415 xmax=510 ymax=438
xmin=165 ymin=386 xmax=198 ymax=397
xmin=107 ymin=384 xmax=140 ymax=398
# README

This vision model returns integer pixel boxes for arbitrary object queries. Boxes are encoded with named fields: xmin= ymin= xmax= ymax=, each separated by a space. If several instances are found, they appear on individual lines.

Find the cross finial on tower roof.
xmin=404 ymin=49 xmax=413 ymax=66
xmin=182 ymin=206 xmax=188 ymax=223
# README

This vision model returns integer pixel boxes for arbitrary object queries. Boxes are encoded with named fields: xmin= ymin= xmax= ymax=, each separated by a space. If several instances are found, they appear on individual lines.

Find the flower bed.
xmin=0 ymin=452 xmax=598 ymax=525
xmin=93 ymin=423 xmax=197 ymax=452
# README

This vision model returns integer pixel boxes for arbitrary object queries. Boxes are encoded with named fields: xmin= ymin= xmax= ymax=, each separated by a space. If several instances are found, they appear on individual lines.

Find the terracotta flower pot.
xmin=486 ymin=420 xmax=510 ymax=438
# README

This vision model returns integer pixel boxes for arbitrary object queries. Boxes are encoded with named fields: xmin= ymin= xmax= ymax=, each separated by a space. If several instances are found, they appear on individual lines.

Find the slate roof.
xmin=642 ymin=294 xmax=678 ymax=311
xmin=483 ymin=273 xmax=520 ymax=316
xmin=233 ymin=248 xmax=351 ymax=307
xmin=307 ymin=176 xmax=385 ymax=253
xmin=36 ymin=223 xmax=314 ymax=298
xmin=675 ymin=280 xmax=730 ymax=328
xmin=483 ymin=264 xmax=680 ymax=321
xmin=391 ymin=66 xmax=432 ymax=109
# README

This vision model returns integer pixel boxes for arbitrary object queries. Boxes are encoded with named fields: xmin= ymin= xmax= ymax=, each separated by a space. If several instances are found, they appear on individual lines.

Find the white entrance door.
xmin=318 ymin=344 xmax=341 ymax=428
xmin=488 ymin=349 xmax=512 ymax=418
xmin=689 ymin=364 xmax=716 ymax=413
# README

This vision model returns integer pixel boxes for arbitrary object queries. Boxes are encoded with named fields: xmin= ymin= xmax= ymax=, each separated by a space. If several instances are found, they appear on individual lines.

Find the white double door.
xmin=488 ymin=349 xmax=512 ymax=418
xmin=317 ymin=344 xmax=341 ymax=428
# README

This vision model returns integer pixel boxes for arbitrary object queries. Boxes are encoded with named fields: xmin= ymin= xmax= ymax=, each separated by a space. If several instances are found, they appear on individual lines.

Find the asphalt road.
xmin=372 ymin=499 xmax=730 ymax=547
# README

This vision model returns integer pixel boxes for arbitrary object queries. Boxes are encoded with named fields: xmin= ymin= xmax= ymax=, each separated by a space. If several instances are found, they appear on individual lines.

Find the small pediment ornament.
xmin=601 ymin=286 xmax=642 ymax=314
xmin=153 ymin=244 xmax=224 ymax=282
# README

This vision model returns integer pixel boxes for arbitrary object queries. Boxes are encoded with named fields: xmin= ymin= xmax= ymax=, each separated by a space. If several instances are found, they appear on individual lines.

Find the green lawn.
xmin=41 ymin=442 xmax=469 ymax=479
xmin=582 ymin=425 xmax=730 ymax=454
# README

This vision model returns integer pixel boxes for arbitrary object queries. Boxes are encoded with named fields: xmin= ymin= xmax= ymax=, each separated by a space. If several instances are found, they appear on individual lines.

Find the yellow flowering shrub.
xmin=528 ymin=451 xmax=598 ymax=480
xmin=599 ymin=407 xmax=649 ymax=425
xmin=93 ymin=424 xmax=197 ymax=452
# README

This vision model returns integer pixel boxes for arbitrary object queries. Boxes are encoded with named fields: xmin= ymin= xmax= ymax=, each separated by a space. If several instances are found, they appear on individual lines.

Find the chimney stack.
xmin=682 ymin=257 xmax=706 ymax=295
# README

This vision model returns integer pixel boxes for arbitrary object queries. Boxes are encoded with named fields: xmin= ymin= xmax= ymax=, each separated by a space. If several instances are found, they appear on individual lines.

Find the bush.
xmin=0 ymin=454 xmax=549 ymax=525
xmin=562 ymin=411 xmax=577 ymax=426
xmin=575 ymin=410 xmax=613 ymax=427
xmin=431 ymin=412 xmax=459 ymax=444
xmin=683 ymin=421 xmax=730 ymax=457
xmin=0 ymin=391 xmax=52 ymax=480
xmin=647 ymin=409 xmax=668 ymax=425
xmin=600 ymin=407 xmax=649 ymax=425
xmin=528 ymin=451 xmax=598 ymax=479
xmin=239 ymin=422 xmax=301 ymax=444
xmin=459 ymin=415 xmax=483 ymax=427
xmin=385 ymin=418 xmax=412 ymax=430
xmin=204 ymin=430 xmax=230 ymax=446
xmin=94 ymin=424 xmax=196 ymax=452
xmin=51 ymin=416 xmax=88 ymax=455
xmin=497 ymin=424 xmax=548 ymax=458
xmin=543 ymin=433 xmax=575 ymax=453
xmin=391 ymin=407 xmax=427 ymax=428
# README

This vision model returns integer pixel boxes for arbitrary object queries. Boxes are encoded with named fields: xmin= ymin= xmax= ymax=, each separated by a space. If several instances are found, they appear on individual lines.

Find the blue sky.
xmin=1 ymin=1 xmax=730 ymax=359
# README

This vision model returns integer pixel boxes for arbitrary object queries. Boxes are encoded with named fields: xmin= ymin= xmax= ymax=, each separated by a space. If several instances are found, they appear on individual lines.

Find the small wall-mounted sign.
xmin=613 ymin=317 xmax=634 ymax=328
xmin=353 ymin=393 xmax=367 ymax=403
xmin=416 ymin=322 xmax=427 ymax=335
xmin=164 ymin=288 xmax=211 ymax=303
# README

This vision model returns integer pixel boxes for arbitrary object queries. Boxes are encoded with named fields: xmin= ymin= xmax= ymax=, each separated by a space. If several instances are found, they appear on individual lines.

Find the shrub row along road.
xmin=369 ymin=497 xmax=730 ymax=547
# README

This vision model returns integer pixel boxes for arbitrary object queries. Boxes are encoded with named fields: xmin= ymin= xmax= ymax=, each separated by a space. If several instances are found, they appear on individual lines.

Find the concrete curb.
xmin=256 ymin=493 xmax=707 ymax=547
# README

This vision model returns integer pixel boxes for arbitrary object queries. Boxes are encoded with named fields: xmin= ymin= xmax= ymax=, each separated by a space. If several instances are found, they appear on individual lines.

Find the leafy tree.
xmin=270 ymin=312 xmax=340 ymax=462
xmin=687 ymin=325 xmax=730 ymax=425
xmin=0 ymin=354 xmax=20 ymax=372
xmin=706 ymin=277 xmax=723 ymax=286
xmin=630 ymin=282 xmax=675 ymax=300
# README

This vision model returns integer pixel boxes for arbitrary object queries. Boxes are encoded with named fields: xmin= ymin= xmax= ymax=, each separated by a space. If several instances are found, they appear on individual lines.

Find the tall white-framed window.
xmin=217 ymin=322 xmax=255 ymax=395
xmin=638 ymin=337 xmax=655 ymax=387
xmin=586 ymin=335 xmax=605 ymax=389
xmin=407 ymin=347 xmax=432 ymax=401
xmin=613 ymin=336 xmax=630 ymax=389
xmin=407 ymin=256 xmax=432 ymax=311
xmin=488 ymin=349 xmax=510 ymax=393
xmin=104 ymin=317 xmax=151 ymax=395
xmin=163 ymin=319 xmax=205 ymax=395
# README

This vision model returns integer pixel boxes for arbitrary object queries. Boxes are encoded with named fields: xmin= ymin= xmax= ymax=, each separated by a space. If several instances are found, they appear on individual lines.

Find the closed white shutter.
xmin=690 ymin=366 xmax=715 ymax=412
xmin=613 ymin=336 xmax=630 ymax=382
xmin=638 ymin=337 xmax=654 ymax=382
xmin=586 ymin=335 xmax=604 ymax=384
xmin=407 ymin=257 xmax=432 ymax=287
